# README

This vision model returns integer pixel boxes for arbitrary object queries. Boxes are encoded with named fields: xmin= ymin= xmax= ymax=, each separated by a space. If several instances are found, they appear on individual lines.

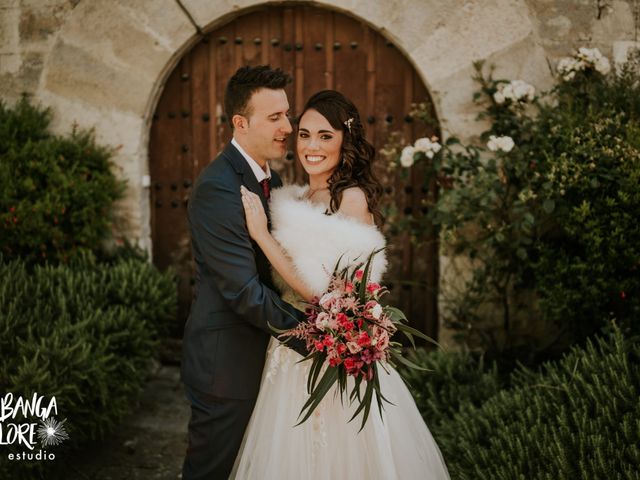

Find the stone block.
xmin=52 ymin=0 xmax=194 ymax=85
xmin=0 ymin=3 xmax=20 ymax=54
xmin=43 ymin=39 xmax=154 ymax=115
xmin=613 ymin=40 xmax=640 ymax=67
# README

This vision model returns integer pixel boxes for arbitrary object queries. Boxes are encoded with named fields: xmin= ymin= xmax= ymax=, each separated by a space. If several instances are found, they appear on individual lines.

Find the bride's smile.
xmin=297 ymin=108 xmax=343 ymax=182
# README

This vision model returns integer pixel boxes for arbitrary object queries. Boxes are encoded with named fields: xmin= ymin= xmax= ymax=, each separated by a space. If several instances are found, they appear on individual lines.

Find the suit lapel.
xmin=221 ymin=142 xmax=271 ymax=216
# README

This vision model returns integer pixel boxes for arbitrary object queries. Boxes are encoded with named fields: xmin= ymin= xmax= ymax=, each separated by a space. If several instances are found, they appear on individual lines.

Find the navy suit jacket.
xmin=181 ymin=142 xmax=306 ymax=399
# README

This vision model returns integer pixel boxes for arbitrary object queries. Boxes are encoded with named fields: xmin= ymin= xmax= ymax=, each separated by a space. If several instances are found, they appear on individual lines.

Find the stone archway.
xmin=148 ymin=3 xmax=441 ymax=334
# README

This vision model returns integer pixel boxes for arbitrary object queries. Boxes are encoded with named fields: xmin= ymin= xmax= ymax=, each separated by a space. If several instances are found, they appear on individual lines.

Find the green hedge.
xmin=413 ymin=326 xmax=640 ymax=479
xmin=0 ymin=97 xmax=124 ymax=265
xmin=401 ymin=348 xmax=503 ymax=431
xmin=0 ymin=255 xmax=176 ymax=478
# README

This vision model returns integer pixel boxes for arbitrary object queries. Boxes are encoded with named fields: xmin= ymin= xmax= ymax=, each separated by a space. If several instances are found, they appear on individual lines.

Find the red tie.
xmin=260 ymin=178 xmax=271 ymax=200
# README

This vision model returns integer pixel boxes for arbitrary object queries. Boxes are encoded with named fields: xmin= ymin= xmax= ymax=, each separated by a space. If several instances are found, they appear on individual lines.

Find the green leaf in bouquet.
xmin=357 ymin=248 xmax=385 ymax=302
xmin=373 ymin=365 xmax=390 ymax=420
xmin=385 ymin=305 xmax=408 ymax=323
xmin=349 ymin=375 xmax=363 ymax=403
xmin=396 ymin=322 xmax=441 ymax=348
xmin=349 ymin=376 xmax=375 ymax=432
xmin=296 ymin=366 xmax=339 ymax=426
xmin=390 ymin=349 xmax=433 ymax=371
xmin=337 ymin=369 xmax=348 ymax=405
xmin=307 ymin=353 xmax=324 ymax=394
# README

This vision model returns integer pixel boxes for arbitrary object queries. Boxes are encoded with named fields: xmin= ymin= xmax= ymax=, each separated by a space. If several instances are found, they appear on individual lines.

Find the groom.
xmin=181 ymin=65 xmax=306 ymax=479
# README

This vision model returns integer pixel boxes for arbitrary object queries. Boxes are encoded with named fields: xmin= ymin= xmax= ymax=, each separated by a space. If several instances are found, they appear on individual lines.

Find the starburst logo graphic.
xmin=37 ymin=417 xmax=70 ymax=447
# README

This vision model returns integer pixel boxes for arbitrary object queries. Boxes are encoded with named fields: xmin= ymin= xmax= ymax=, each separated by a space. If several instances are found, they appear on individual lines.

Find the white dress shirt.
xmin=231 ymin=137 xmax=271 ymax=182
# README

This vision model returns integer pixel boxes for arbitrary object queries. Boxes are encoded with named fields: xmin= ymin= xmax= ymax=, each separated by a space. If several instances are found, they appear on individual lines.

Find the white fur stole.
xmin=269 ymin=184 xmax=387 ymax=296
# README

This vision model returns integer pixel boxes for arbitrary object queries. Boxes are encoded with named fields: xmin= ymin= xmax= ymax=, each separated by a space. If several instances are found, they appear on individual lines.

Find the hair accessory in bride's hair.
xmin=343 ymin=117 xmax=354 ymax=133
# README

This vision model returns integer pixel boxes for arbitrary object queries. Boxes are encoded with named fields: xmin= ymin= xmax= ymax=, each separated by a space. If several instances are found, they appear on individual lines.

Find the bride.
xmin=234 ymin=90 xmax=450 ymax=479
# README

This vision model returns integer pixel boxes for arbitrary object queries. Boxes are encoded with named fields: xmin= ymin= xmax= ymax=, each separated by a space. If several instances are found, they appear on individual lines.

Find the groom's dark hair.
xmin=224 ymin=65 xmax=291 ymax=128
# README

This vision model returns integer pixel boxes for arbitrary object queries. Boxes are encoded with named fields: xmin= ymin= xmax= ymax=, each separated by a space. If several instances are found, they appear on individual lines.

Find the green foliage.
xmin=434 ymin=325 xmax=640 ymax=479
xmin=0 ymin=255 xmax=177 ymax=478
xmin=0 ymin=96 xmax=125 ymax=265
xmin=400 ymin=348 xmax=503 ymax=431
xmin=385 ymin=51 xmax=640 ymax=359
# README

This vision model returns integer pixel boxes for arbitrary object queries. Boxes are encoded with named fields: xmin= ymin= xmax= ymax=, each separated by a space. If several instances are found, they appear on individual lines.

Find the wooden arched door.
xmin=149 ymin=4 xmax=440 ymax=341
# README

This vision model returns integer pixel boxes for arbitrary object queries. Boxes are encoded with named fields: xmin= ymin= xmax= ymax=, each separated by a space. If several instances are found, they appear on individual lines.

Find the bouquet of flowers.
xmin=275 ymin=249 xmax=435 ymax=431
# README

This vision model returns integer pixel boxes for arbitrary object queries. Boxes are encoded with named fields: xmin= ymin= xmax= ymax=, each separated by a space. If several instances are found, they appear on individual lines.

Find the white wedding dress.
xmin=231 ymin=185 xmax=450 ymax=479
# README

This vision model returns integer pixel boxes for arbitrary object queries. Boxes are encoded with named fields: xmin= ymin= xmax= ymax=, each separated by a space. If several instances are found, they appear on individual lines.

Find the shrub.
xmin=0 ymin=97 xmax=124 ymax=265
xmin=435 ymin=325 xmax=640 ymax=479
xmin=0 ymin=255 xmax=176 ymax=478
xmin=399 ymin=348 xmax=503 ymax=431
xmin=385 ymin=50 xmax=640 ymax=359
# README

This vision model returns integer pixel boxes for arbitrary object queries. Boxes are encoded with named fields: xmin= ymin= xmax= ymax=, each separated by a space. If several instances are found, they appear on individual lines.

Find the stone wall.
xmin=1 ymin=0 xmax=638 ymax=341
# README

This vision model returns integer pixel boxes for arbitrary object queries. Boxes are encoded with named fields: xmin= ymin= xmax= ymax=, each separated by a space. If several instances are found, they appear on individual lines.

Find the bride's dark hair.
xmin=298 ymin=90 xmax=384 ymax=227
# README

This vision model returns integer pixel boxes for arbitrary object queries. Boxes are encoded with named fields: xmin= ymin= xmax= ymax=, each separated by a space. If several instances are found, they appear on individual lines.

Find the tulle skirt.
xmin=230 ymin=338 xmax=451 ymax=479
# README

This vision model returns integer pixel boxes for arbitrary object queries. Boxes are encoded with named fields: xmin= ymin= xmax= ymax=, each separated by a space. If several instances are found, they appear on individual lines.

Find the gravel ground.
xmin=67 ymin=362 xmax=190 ymax=480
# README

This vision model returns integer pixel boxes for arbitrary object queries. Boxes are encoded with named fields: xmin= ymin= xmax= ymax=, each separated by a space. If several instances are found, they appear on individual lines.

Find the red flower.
xmin=336 ymin=313 xmax=348 ymax=324
xmin=323 ymin=335 xmax=334 ymax=347
xmin=344 ymin=357 xmax=356 ymax=371
xmin=355 ymin=270 xmax=364 ymax=281
xmin=357 ymin=331 xmax=371 ymax=347
xmin=356 ymin=318 xmax=364 ymax=329
xmin=620 ymin=291 xmax=626 ymax=299
xmin=345 ymin=282 xmax=354 ymax=293
xmin=367 ymin=282 xmax=381 ymax=294
xmin=329 ymin=357 xmax=342 ymax=367
xmin=314 ymin=340 xmax=324 ymax=352
xmin=9 ymin=207 xmax=15 ymax=213
xmin=336 ymin=343 xmax=347 ymax=355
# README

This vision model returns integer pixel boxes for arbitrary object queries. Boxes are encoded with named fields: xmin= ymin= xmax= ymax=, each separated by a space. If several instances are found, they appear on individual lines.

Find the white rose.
xmin=400 ymin=145 xmax=416 ymax=167
xmin=511 ymin=80 xmax=535 ymax=101
xmin=578 ymin=47 xmax=596 ymax=61
xmin=557 ymin=57 xmax=574 ymax=74
xmin=414 ymin=137 xmax=433 ymax=153
xmin=493 ymin=90 xmax=505 ymax=104
xmin=499 ymin=136 xmax=515 ymax=152
xmin=487 ymin=135 xmax=515 ymax=153
xmin=595 ymin=56 xmax=611 ymax=75
xmin=487 ymin=135 xmax=499 ymax=152
xmin=371 ymin=303 xmax=383 ymax=320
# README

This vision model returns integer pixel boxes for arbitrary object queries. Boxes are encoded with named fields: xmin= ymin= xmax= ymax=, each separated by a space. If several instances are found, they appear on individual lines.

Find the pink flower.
xmin=372 ymin=327 xmax=389 ymax=351
xmin=347 ymin=341 xmax=362 ymax=354
xmin=336 ymin=343 xmax=347 ymax=355
xmin=319 ymin=291 xmax=339 ymax=309
xmin=355 ymin=270 xmax=364 ymax=281
xmin=343 ymin=297 xmax=359 ymax=311
xmin=315 ymin=312 xmax=330 ymax=329
xmin=314 ymin=340 xmax=325 ymax=352
xmin=344 ymin=282 xmax=354 ymax=293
